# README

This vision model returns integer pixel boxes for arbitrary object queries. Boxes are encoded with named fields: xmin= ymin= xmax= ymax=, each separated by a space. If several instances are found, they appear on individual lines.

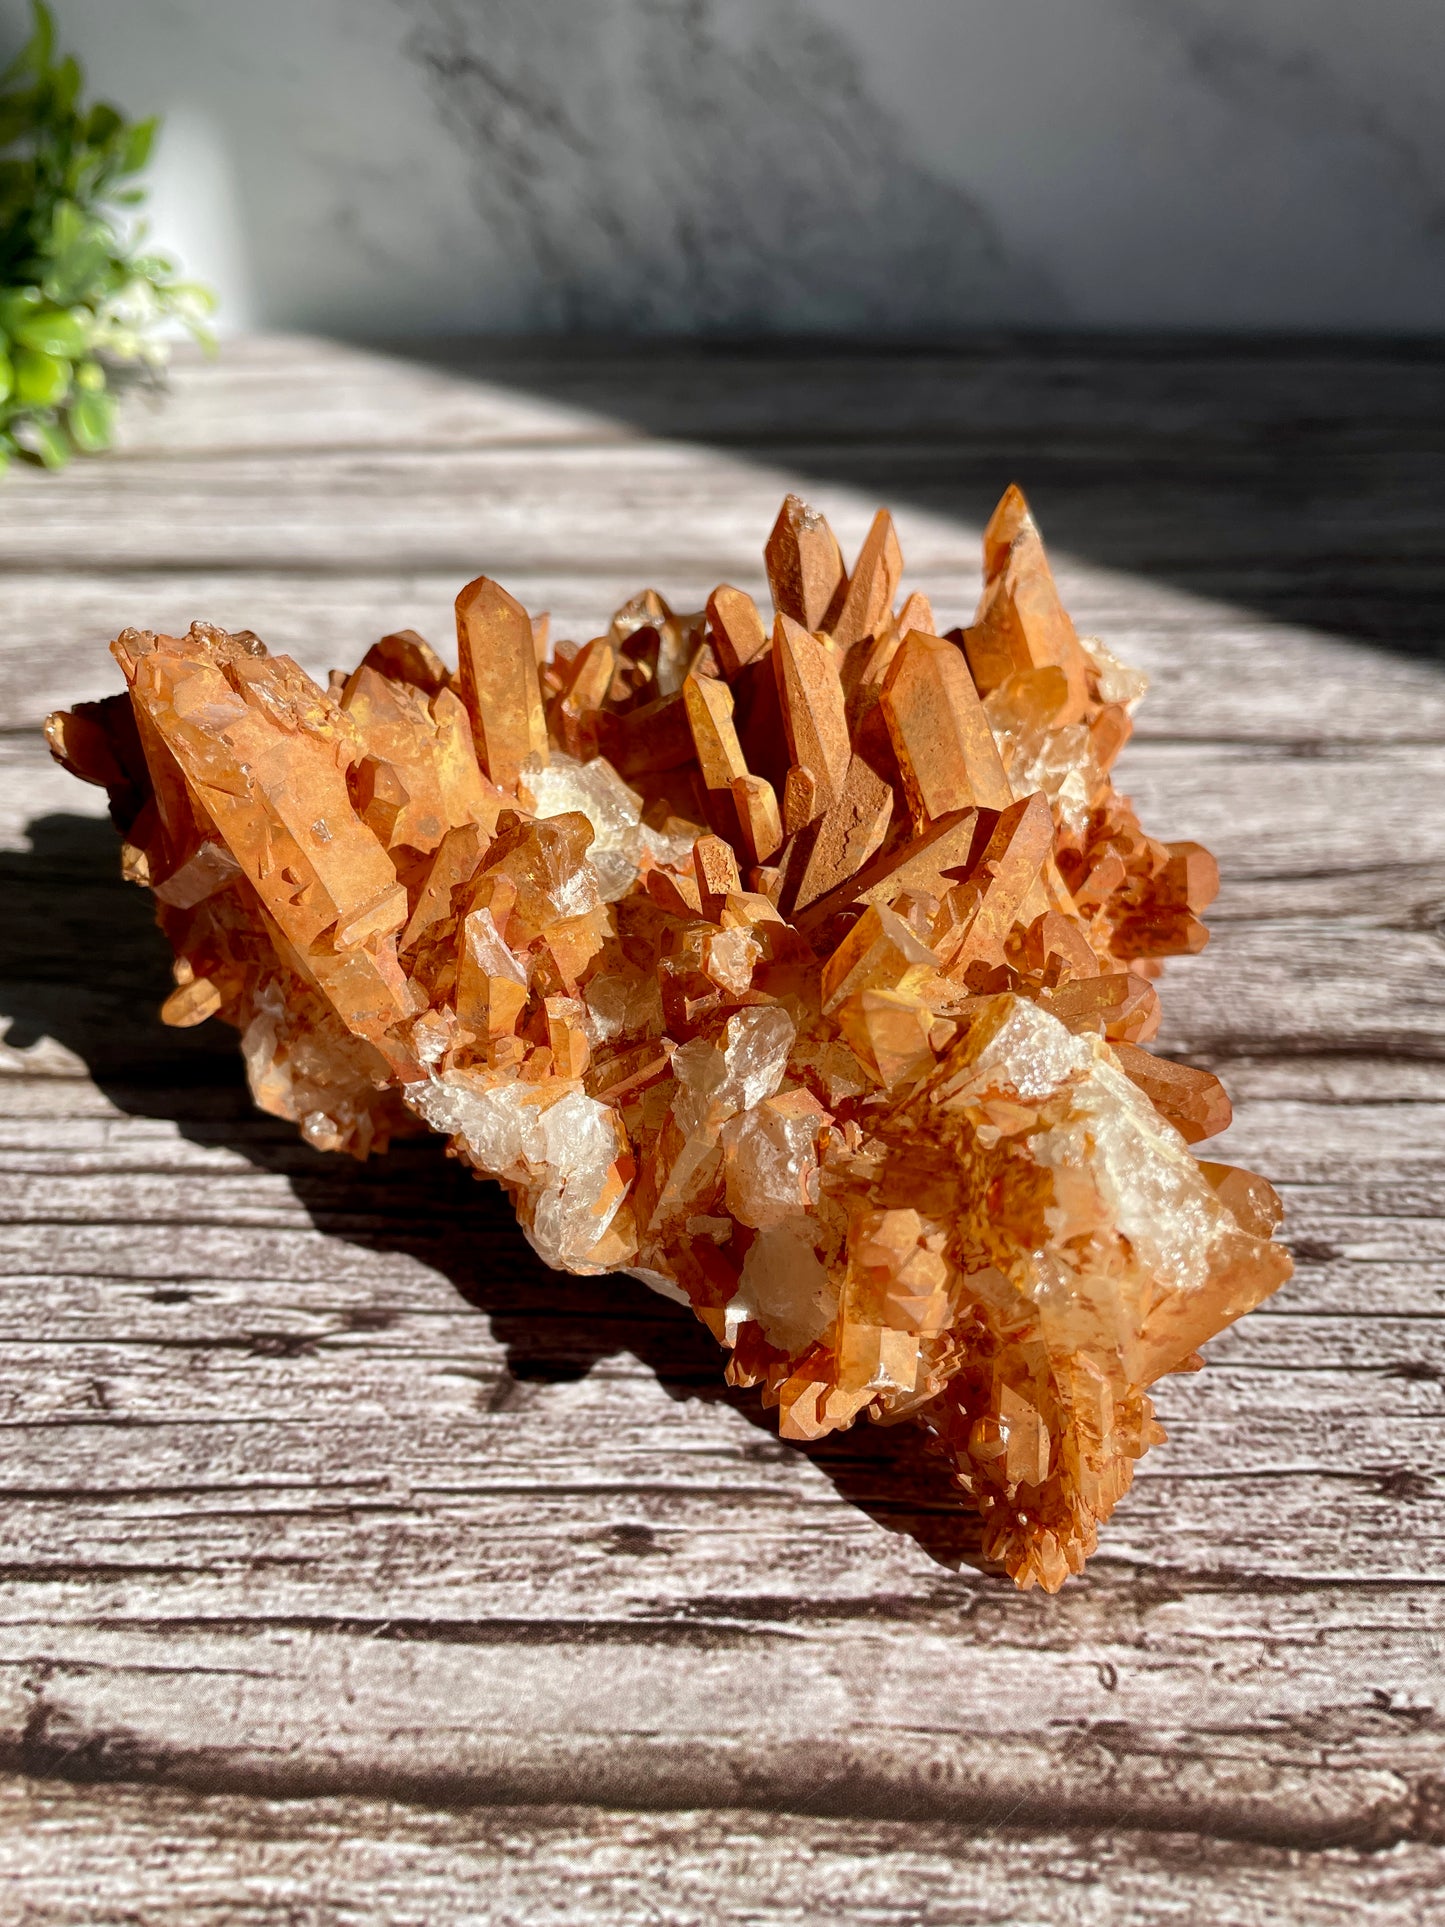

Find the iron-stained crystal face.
xmin=48 ymin=487 xmax=1291 ymax=1592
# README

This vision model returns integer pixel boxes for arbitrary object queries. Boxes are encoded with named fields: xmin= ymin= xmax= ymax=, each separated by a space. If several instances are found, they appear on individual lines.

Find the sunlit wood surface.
xmin=2 ymin=336 xmax=1443 ymax=1923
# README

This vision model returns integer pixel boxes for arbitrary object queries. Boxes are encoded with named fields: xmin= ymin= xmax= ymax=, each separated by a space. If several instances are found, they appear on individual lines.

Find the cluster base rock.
xmin=49 ymin=487 xmax=1292 ymax=1592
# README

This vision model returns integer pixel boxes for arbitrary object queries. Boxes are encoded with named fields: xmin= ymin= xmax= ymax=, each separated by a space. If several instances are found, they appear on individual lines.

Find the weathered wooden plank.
xmin=0 ymin=1605 xmax=1438 ymax=1850
xmin=5 ymin=1778 xmax=1442 ymax=1927
xmin=1 ymin=336 xmax=1443 ymax=1915
xmin=0 ymin=1093 xmax=1437 ymax=1626
xmin=109 ymin=335 xmax=1445 ymax=456
xmin=0 ymin=1367 xmax=1437 ymax=1592
xmin=1 ymin=434 xmax=1441 ymax=589
xmin=0 ymin=1193 xmax=1438 ymax=1408
xmin=0 ymin=1041 xmax=1437 ymax=1845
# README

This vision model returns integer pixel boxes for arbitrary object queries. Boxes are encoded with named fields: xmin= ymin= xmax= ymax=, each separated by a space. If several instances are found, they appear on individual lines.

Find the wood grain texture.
xmin=1 ymin=336 xmax=1443 ymax=1922
xmin=7 ymin=1781 xmax=1443 ymax=1927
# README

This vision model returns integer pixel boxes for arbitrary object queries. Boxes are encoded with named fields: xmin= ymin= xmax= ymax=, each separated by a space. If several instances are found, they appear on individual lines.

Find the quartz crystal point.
xmin=49 ymin=489 xmax=1292 ymax=1591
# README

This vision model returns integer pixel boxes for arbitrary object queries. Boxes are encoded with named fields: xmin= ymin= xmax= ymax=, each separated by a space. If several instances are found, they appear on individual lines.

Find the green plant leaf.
xmin=12 ymin=306 xmax=87 ymax=355
xmin=14 ymin=345 xmax=69 ymax=405
xmin=67 ymin=386 xmax=113 ymax=452
xmin=168 ymin=279 xmax=219 ymax=313
xmin=0 ymin=86 xmax=38 ymax=145
xmin=62 ymin=151 xmax=95 ymax=200
xmin=0 ymin=2 xmax=215 ymax=468
xmin=48 ymin=196 xmax=86 ymax=250
xmin=43 ymin=237 xmax=110 ymax=304
xmin=0 ymin=285 xmax=43 ymax=334
xmin=49 ymin=52 xmax=80 ymax=116
xmin=117 ymin=113 xmax=157 ymax=176
xmin=130 ymin=252 xmax=176 ymax=281
xmin=20 ymin=412 xmax=71 ymax=468
xmin=84 ymin=99 xmax=122 ymax=145
xmin=3 ymin=2 xmax=55 ymax=85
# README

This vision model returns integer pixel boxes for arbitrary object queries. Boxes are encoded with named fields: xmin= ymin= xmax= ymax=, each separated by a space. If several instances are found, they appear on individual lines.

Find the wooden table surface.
xmin=2 ymin=335 xmax=1444 ymax=1924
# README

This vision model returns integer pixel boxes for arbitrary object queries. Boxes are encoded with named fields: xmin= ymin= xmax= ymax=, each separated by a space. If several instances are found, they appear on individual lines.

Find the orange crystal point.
xmin=352 ymin=628 xmax=450 ymax=697
xmin=765 ymin=493 xmax=847 ymax=635
xmin=798 ymin=806 xmax=987 ymax=931
xmin=966 ymin=484 xmax=1093 ymax=723
xmin=831 ymin=508 xmax=903 ymax=653
xmin=682 ymin=670 xmax=748 ymax=792
xmin=773 ymin=613 xmax=851 ymax=816
xmin=934 ymin=792 xmax=1056 ymax=981
xmin=51 ymin=491 xmax=1293 ymax=1592
xmin=731 ymin=772 xmax=784 ymax=866
xmin=706 ymin=585 xmax=770 ymax=679
xmin=880 ymin=628 xmax=1013 ymax=825
xmin=981 ymin=481 xmax=1033 ymax=578
xmin=791 ymin=749 xmax=895 ymax=914
xmin=455 ymin=574 xmax=550 ymax=791
xmin=1111 ymin=1042 xmax=1233 ymax=1143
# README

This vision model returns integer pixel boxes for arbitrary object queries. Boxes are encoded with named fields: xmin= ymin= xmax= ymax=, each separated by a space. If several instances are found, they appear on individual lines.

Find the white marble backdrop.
xmin=5 ymin=0 xmax=1444 ymax=333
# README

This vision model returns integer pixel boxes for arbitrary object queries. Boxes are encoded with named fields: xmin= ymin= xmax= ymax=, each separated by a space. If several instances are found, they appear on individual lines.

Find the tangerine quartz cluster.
xmin=48 ymin=488 xmax=1292 ymax=1591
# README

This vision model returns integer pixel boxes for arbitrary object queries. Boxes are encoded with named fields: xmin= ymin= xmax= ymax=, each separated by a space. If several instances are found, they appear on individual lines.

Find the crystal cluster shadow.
xmin=0 ymin=808 xmax=987 ymax=1572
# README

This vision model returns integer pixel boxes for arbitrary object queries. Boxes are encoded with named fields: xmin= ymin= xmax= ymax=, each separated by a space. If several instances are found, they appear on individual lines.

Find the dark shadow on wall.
xmin=0 ymin=809 xmax=988 ymax=1577
xmin=376 ymin=331 xmax=1445 ymax=668
xmin=339 ymin=0 xmax=1445 ymax=605
xmin=395 ymin=0 xmax=1058 ymax=337
xmin=6 ymin=0 xmax=1441 ymax=666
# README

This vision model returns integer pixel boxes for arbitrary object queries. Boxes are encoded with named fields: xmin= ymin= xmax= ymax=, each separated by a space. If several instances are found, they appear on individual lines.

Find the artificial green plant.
xmin=0 ymin=0 xmax=215 ymax=469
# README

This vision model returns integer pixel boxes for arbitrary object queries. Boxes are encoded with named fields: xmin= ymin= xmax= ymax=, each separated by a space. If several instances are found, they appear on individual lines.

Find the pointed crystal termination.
xmin=766 ymin=493 xmax=847 ymax=635
xmin=881 ymin=628 xmax=1014 ymax=825
xmin=965 ymin=483 xmax=1093 ymax=723
xmin=50 ymin=486 xmax=1292 ymax=1592
xmin=706 ymin=585 xmax=770 ymax=678
xmin=791 ymin=749 xmax=895 ymax=914
xmin=831 ymin=508 xmax=903 ymax=653
xmin=455 ymin=574 xmax=550 ymax=791
xmin=774 ymin=614 xmax=850 ymax=816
